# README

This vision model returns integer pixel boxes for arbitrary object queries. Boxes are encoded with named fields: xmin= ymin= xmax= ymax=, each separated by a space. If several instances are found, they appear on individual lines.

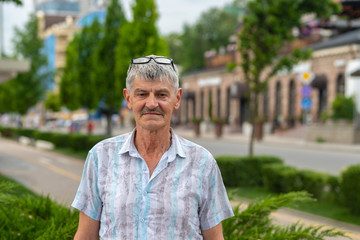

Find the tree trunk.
xmin=248 ymin=87 xmax=260 ymax=157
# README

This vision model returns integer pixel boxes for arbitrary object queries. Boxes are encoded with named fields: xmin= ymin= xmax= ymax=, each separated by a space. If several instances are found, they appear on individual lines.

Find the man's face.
xmin=124 ymin=77 xmax=182 ymax=131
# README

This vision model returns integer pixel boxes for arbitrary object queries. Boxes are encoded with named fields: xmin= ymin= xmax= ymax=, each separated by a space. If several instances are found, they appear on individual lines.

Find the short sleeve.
xmin=71 ymin=147 xmax=102 ymax=221
xmin=199 ymin=160 xmax=234 ymax=230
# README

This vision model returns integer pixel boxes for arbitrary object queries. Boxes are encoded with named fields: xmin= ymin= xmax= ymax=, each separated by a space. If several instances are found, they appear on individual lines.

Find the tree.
xmin=114 ymin=0 xmax=168 ymax=130
xmin=115 ymin=0 xmax=168 ymax=75
xmin=178 ymin=7 xmax=239 ymax=73
xmin=91 ymin=0 xmax=127 ymax=136
xmin=237 ymin=0 xmax=341 ymax=156
xmin=44 ymin=91 xmax=61 ymax=112
xmin=60 ymin=18 xmax=102 ymax=112
xmin=0 ymin=14 xmax=49 ymax=115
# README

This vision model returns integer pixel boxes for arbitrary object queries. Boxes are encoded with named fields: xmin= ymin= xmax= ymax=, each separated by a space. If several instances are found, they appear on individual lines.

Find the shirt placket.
xmin=138 ymin=154 xmax=169 ymax=238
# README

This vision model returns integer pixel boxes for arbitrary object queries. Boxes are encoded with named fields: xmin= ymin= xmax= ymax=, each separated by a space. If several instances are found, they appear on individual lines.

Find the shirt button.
xmin=143 ymin=191 xmax=147 ymax=195
xmin=140 ymin=218 xmax=145 ymax=222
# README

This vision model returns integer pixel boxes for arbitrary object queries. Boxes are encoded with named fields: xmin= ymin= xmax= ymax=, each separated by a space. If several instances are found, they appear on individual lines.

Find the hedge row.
xmin=0 ymin=126 xmax=109 ymax=152
xmin=216 ymin=155 xmax=283 ymax=187
xmin=262 ymin=164 xmax=328 ymax=200
xmin=216 ymin=155 xmax=360 ymax=216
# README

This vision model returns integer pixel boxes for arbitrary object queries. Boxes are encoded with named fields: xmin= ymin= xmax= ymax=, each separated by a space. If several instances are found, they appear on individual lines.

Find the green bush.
xmin=52 ymin=132 xmax=72 ymax=148
xmin=16 ymin=128 xmax=36 ymax=138
xmin=0 ymin=175 xmax=78 ymax=239
xmin=263 ymin=165 xmax=330 ymax=200
xmin=341 ymin=164 xmax=360 ymax=215
xmin=0 ymin=127 xmax=17 ymax=138
xmin=332 ymin=95 xmax=355 ymax=121
xmin=216 ymin=155 xmax=283 ymax=187
xmin=223 ymin=191 xmax=347 ymax=239
xmin=262 ymin=164 xmax=301 ymax=193
xmin=298 ymin=170 xmax=327 ymax=200
xmin=33 ymin=131 xmax=55 ymax=142
xmin=326 ymin=175 xmax=342 ymax=203
xmin=69 ymin=134 xmax=91 ymax=151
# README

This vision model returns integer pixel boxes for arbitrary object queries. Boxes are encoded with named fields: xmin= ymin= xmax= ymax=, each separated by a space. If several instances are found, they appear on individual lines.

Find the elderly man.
xmin=72 ymin=55 xmax=234 ymax=239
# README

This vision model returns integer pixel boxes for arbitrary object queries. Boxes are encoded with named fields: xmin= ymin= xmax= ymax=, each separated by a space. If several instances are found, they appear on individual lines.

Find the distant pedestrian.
xmin=87 ymin=120 xmax=95 ymax=135
xmin=72 ymin=55 xmax=234 ymax=239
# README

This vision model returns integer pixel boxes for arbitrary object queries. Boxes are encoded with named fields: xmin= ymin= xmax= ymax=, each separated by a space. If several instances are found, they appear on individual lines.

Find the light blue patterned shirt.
xmin=72 ymin=129 xmax=234 ymax=239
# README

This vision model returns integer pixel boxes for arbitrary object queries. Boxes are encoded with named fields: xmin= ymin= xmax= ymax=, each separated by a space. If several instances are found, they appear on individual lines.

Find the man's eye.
xmin=137 ymin=93 xmax=147 ymax=97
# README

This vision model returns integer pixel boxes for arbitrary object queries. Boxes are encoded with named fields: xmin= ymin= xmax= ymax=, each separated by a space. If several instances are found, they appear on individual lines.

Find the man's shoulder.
xmin=173 ymin=132 xmax=214 ymax=158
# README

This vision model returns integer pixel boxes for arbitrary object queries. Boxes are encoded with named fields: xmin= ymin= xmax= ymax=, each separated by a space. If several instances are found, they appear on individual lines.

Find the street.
xmin=187 ymin=137 xmax=360 ymax=175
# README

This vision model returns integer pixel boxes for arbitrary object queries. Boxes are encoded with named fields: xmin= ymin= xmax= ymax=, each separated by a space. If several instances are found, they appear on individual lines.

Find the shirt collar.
xmin=118 ymin=128 xmax=186 ymax=160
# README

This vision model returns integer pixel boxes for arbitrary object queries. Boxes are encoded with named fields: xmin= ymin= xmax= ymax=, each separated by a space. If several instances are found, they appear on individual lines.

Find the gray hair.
xmin=126 ymin=55 xmax=179 ymax=92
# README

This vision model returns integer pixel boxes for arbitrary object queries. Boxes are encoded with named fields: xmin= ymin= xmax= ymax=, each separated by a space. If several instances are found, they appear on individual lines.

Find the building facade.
xmin=180 ymin=29 xmax=360 ymax=133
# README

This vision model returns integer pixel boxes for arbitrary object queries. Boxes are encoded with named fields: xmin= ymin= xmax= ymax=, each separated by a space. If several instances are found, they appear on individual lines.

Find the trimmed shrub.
xmin=262 ymin=164 xmax=301 ymax=193
xmin=341 ymin=164 xmax=360 ymax=215
xmin=216 ymin=155 xmax=283 ymax=187
xmin=0 ymin=127 xmax=17 ymax=138
xmin=69 ymin=134 xmax=90 ymax=151
xmin=16 ymin=128 xmax=36 ymax=138
xmin=33 ymin=131 xmax=55 ymax=142
xmin=298 ymin=170 xmax=327 ymax=200
xmin=52 ymin=132 xmax=72 ymax=148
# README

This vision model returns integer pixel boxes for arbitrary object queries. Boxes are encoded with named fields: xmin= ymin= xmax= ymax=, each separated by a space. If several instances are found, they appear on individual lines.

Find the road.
xmin=186 ymin=137 xmax=360 ymax=175
xmin=0 ymin=135 xmax=360 ymax=239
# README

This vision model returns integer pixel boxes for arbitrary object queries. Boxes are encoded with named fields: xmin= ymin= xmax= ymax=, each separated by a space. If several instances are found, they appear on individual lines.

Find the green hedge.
xmin=341 ymin=164 xmax=360 ymax=215
xmin=262 ymin=164 xmax=328 ymax=200
xmin=262 ymin=164 xmax=301 ymax=193
xmin=215 ymin=155 xmax=283 ymax=187
xmin=0 ymin=127 xmax=17 ymax=138
xmin=0 ymin=126 xmax=109 ymax=152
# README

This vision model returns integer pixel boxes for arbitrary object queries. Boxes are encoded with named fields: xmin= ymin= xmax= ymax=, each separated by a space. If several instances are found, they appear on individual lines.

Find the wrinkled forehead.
xmin=130 ymin=76 xmax=176 ymax=92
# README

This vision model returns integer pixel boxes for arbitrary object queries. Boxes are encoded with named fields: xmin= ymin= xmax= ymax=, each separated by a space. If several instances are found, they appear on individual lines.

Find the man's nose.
xmin=145 ymin=94 xmax=158 ymax=108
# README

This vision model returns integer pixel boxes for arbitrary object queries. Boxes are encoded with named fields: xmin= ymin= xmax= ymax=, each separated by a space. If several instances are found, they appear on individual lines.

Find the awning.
xmin=311 ymin=74 xmax=327 ymax=89
xmin=230 ymin=82 xmax=249 ymax=98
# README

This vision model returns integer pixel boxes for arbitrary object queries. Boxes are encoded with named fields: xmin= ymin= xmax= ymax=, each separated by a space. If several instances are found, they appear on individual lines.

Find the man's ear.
xmin=123 ymin=89 xmax=132 ymax=110
xmin=174 ymin=88 xmax=182 ymax=110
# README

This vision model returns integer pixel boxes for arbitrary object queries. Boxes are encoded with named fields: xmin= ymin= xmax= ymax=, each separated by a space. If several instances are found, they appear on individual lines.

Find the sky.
xmin=1 ymin=0 xmax=232 ymax=55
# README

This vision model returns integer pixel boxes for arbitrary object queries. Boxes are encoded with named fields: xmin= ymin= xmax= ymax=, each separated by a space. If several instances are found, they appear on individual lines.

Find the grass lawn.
xmin=229 ymin=187 xmax=360 ymax=226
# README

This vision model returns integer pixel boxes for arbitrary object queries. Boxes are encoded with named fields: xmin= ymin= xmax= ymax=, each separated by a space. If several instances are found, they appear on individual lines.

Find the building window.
xmin=208 ymin=89 xmax=213 ymax=119
xmin=201 ymin=90 xmax=204 ymax=119
xmin=263 ymin=87 xmax=269 ymax=118
xmin=289 ymin=80 xmax=296 ymax=117
xmin=217 ymin=88 xmax=221 ymax=118
xmin=226 ymin=87 xmax=231 ymax=118
xmin=336 ymin=73 xmax=345 ymax=95
xmin=319 ymin=88 xmax=327 ymax=117
xmin=275 ymin=81 xmax=282 ymax=118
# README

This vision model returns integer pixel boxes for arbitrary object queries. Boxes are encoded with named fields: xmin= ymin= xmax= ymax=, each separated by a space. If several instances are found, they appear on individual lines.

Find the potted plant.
xmin=211 ymin=117 xmax=226 ymax=138
xmin=254 ymin=116 xmax=267 ymax=141
xmin=192 ymin=118 xmax=203 ymax=137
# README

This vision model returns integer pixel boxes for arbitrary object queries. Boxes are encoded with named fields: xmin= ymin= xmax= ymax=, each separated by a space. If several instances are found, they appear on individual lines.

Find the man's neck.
xmin=134 ymin=126 xmax=172 ymax=161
